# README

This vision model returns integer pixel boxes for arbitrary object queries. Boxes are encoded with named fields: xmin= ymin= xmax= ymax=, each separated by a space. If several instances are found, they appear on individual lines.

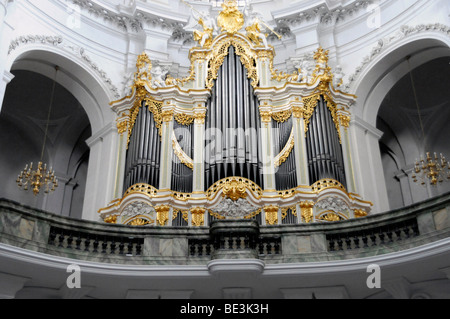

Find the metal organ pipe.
xmin=123 ymin=103 xmax=161 ymax=192
xmin=204 ymin=45 xmax=264 ymax=190
xmin=306 ymin=96 xmax=347 ymax=188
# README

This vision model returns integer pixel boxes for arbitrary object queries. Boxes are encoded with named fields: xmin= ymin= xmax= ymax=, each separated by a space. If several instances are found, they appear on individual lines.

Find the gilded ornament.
xmin=117 ymin=119 xmax=128 ymax=135
xmin=338 ymin=113 xmax=351 ymax=129
xmin=222 ymin=179 xmax=248 ymax=201
xmin=292 ymin=106 xmax=304 ymax=119
xmin=104 ymin=215 xmax=118 ymax=224
xmin=194 ymin=112 xmax=206 ymax=125
xmin=274 ymin=130 xmax=295 ymax=168
xmin=319 ymin=212 xmax=342 ymax=222
xmin=264 ymin=206 xmax=279 ymax=225
xmin=217 ymin=0 xmax=245 ymax=35
xmin=300 ymin=201 xmax=314 ymax=224
xmin=172 ymin=137 xmax=194 ymax=170
xmin=206 ymin=37 xmax=258 ymax=90
xmin=272 ymin=110 xmax=292 ymax=123
xmin=175 ymin=113 xmax=195 ymax=126
xmin=260 ymin=111 xmax=272 ymax=123
xmin=156 ymin=205 xmax=171 ymax=226
xmin=191 ymin=207 xmax=206 ymax=227
xmin=193 ymin=17 xmax=214 ymax=48
xmin=281 ymin=206 xmax=297 ymax=220
xmin=162 ymin=110 xmax=174 ymax=122
xmin=312 ymin=179 xmax=347 ymax=193
xmin=246 ymin=21 xmax=268 ymax=48
xmin=354 ymin=209 xmax=368 ymax=218
xmin=128 ymin=218 xmax=152 ymax=226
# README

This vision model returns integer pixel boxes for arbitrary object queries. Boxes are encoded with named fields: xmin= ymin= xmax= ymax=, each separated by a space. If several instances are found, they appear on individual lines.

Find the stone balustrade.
xmin=0 ymin=192 xmax=449 ymax=265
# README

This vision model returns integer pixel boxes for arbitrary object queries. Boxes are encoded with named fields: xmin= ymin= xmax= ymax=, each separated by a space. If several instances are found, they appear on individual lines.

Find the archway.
xmin=377 ymin=57 xmax=450 ymax=209
xmin=0 ymin=70 xmax=91 ymax=218
xmin=1 ymin=47 xmax=118 ymax=221
xmin=351 ymin=34 xmax=450 ymax=213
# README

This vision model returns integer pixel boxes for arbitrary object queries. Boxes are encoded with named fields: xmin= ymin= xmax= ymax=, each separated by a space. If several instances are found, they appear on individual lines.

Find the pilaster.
xmin=0 ymin=70 xmax=14 ymax=113
xmin=292 ymin=100 xmax=309 ymax=186
xmin=259 ymin=101 xmax=276 ymax=191
xmin=192 ymin=105 xmax=207 ymax=194
xmin=159 ymin=105 xmax=175 ymax=190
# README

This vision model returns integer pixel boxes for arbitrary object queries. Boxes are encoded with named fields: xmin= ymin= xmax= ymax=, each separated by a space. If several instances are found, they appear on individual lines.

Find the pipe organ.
xmin=100 ymin=0 xmax=372 ymax=227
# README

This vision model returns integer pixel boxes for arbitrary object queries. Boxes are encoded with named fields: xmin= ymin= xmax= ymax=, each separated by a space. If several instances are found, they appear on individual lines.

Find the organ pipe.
xmin=204 ymin=45 xmax=264 ymax=190
xmin=306 ymin=96 xmax=347 ymax=188
xmin=124 ymin=103 xmax=161 ymax=191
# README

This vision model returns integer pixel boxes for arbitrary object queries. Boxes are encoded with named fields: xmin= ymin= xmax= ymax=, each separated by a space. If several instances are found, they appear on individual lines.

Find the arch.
xmin=2 ymin=45 xmax=120 ymax=221
xmin=5 ymin=44 xmax=116 ymax=134
xmin=353 ymin=32 xmax=450 ymax=127
xmin=350 ymin=32 xmax=450 ymax=212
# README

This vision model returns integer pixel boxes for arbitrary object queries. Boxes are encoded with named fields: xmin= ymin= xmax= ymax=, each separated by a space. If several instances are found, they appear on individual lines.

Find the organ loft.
xmin=99 ymin=0 xmax=373 ymax=227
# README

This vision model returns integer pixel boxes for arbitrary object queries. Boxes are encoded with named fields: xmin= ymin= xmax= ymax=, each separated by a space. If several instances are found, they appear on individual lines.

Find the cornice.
xmin=7 ymin=34 xmax=121 ymax=99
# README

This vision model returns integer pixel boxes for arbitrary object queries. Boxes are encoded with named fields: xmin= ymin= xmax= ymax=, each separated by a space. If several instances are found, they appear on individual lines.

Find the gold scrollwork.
xmin=300 ymin=201 xmax=314 ymax=224
xmin=206 ymin=36 xmax=258 ymax=90
xmin=207 ymin=177 xmax=263 ymax=201
xmin=124 ymin=183 xmax=158 ymax=198
xmin=175 ymin=113 xmax=195 ymax=126
xmin=318 ymin=211 xmax=345 ymax=222
xmin=264 ymin=205 xmax=279 ymax=225
xmin=312 ymin=179 xmax=347 ymax=193
xmin=222 ymin=179 xmax=248 ymax=201
xmin=127 ymin=216 xmax=154 ymax=226
xmin=260 ymin=110 xmax=272 ymax=123
xmin=274 ymin=130 xmax=295 ymax=168
xmin=155 ymin=205 xmax=171 ymax=226
xmin=172 ymin=137 xmax=194 ymax=170
xmin=281 ymin=206 xmax=297 ymax=220
xmin=272 ymin=110 xmax=292 ymax=123
xmin=217 ymin=0 xmax=245 ymax=35
xmin=191 ymin=207 xmax=206 ymax=227
xmin=354 ymin=209 xmax=368 ymax=218
xmin=104 ymin=215 xmax=118 ymax=224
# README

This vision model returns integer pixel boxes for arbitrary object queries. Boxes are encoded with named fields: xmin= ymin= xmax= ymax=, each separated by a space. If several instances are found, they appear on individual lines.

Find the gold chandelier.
xmin=16 ymin=66 xmax=59 ymax=196
xmin=407 ymin=57 xmax=450 ymax=186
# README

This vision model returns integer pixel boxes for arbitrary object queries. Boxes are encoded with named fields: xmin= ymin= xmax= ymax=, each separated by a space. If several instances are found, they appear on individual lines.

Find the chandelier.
xmin=16 ymin=66 xmax=59 ymax=196
xmin=407 ymin=57 xmax=450 ymax=186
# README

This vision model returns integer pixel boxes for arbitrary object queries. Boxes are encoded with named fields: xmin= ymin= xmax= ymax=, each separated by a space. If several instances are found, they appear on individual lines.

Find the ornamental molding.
xmin=211 ymin=198 xmax=259 ymax=220
xmin=69 ymin=0 xmax=186 ymax=33
xmin=342 ymin=23 xmax=450 ymax=93
xmin=274 ymin=1 xmax=374 ymax=28
xmin=316 ymin=196 xmax=349 ymax=213
xmin=7 ymin=34 xmax=121 ymax=99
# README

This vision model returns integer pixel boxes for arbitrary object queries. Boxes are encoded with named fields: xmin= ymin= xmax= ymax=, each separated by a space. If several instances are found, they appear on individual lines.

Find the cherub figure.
xmin=193 ymin=16 xmax=215 ymax=48
xmin=333 ymin=65 xmax=345 ymax=88
xmin=246 ymin=19 xmax=269 ymax=49
xmin=150 ymin=65 xmax=169 ymax=88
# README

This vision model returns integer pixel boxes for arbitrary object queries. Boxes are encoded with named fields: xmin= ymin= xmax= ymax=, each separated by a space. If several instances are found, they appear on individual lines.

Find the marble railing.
xmin=0 ymin=192 xmax=449 ymax=265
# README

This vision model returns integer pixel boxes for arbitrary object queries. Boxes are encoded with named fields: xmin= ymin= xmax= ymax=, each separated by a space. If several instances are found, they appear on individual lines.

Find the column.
xmin=191 ymin=52 xmax=208 ymax=89
xmin=259 ymin=102 xmax=276 ymax=191
xmin=0 ymin=70 xmax=14 ymax=113
xmin=394 ymin=169 xmax=413 ymax=206
xmin=292 ymin=100 xmax=309 ymax=186
xmin=338 ymin=111 xmax=357 ymax=194
xmin=351 ymin=116 xmax=390 ymax=213
xmin=82 ymin=123 xmax=119 ymax=221
xmin=159 ymin=106 xmax=174 ymax=191
xmin=192 ymin=105 xmax=206 ymax=194
xmin=113 ymin=114 xmax=129 ymax=198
